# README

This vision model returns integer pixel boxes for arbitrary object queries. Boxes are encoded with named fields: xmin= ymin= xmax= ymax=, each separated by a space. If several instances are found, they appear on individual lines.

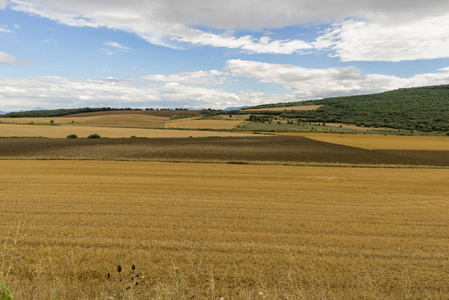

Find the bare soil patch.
xmin=1 ymin=136 xmax=448 ymax=166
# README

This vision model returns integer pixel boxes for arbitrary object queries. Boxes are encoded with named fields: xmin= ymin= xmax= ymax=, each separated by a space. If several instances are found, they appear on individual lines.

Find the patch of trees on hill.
xmin=245 ymin=85 xmax=449 ymax=132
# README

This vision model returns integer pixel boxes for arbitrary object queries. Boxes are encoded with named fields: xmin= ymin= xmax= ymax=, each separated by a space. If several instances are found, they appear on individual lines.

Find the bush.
xmin=0 ymin=282 xmax=14 ymax=300
xmin=66 ymin=134 xmax=78 ymax=139
xmin=87 ymin=133 xmax=101 ymax=139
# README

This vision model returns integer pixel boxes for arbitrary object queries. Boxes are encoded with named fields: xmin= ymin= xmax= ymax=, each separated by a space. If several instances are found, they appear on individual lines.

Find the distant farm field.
xmin=274 ymin=132 xmax=449 ymax=150
xmin=0 ymin=124 xmax=255 ymax=138
xmin=243 ymin=105 xmax=324 ymax=111
xmin=1 ymin=160 xmax=448 ymax=299
xmin=165 ymin=118 xmax=244 ymax=129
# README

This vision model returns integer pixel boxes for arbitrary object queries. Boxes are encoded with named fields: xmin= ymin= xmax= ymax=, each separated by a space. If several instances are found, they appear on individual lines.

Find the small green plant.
xmin=66 ymin=134 xmax=78 ymax=139
xmin=87 ymin=133 xmax=101 ymax=139
xmin=0 ymin=282 xmax=14 ymax=300
xmin=130 ymin=135 xmax=136 ymax=138
xmin=50 ymin=120 xmax=54 ymax=124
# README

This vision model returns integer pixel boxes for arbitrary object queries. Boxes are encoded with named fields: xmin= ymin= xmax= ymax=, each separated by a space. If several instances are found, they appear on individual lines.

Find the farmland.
xmin=1 ymin=160 xmax=448 ymax=299
xmin=1 ymin=136 xmax=449 ymax=166
xmin=0 ymin=123 xmax=255 ymax=138
xmin=1 ymin=109 xmax=449 ymax=299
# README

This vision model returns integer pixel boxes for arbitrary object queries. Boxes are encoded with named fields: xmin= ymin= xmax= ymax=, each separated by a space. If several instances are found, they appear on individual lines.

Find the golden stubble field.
xmin=0 ymin=124 xmax=256 ymax=138
xmin=1 ymin=160 xmax=448 ymax=299
xmin=275 ymin=132 xmax=449 ymax=150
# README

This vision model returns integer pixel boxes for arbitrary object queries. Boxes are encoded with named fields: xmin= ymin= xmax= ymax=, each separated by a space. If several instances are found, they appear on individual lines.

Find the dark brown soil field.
xmin=68 ymin=110 xmax=201 ymax=118
xmin=1 ymin=136 xmax=448 ymax=166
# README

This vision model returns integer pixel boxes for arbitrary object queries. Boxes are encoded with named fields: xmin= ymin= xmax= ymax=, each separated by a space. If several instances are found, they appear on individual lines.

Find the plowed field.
xmin=1 ymin=136 xmax=448 ymax=166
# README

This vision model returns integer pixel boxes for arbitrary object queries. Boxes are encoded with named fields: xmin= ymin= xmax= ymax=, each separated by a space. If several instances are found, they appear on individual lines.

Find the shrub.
xmin=87 ymin=133 xmax=101 ymax=139
xmin=66 ymin=134 xmax=78 ymax=139
xmin=0 ymin=282 xmax=14 ymax=300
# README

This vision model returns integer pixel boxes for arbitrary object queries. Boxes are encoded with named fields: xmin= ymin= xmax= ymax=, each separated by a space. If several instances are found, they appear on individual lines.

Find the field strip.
xmin=165 ymin=119 xmax=244 ymax=129
xmin=1 ymin=160 xmax=448 ymax=298
xmin=0 ymin=124 xmax=256 ymax=138
xmin=243 ymin=104 xmax=324 ymax=111
xmin=272 ymin=132 xmax=449 ymax=150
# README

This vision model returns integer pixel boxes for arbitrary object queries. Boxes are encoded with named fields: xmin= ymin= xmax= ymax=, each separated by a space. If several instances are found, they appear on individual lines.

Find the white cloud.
xmin=0 ymin=25 xmax=13 ymax=33
xmin=0 ymin=76 xmax=278 ymax=110
xmin=0 ymin=0 xmax=7 ymax=10
xmin=318 ymin=15 xmax=449 ymax=62
xmin=0 ymin=51 xmax=16 ymax=64
xmin=143 ymin=70 xmax=229 ymax=86
xmin=104 ymin=41 xmax=131 ymax=51
xmin=2 ymin=63 xmax=449 ymax=111
xmin=226 ymin=59 xmax=449 ymax=98
xmin=8 ymin=0 xmax=449 ymax=59
xmin=99 ymin=49 xmax=114 ymax=55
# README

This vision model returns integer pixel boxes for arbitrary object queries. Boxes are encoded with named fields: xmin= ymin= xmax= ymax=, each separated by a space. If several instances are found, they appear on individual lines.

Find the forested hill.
xmin=247 ymin=85 xmax=449 ymax=132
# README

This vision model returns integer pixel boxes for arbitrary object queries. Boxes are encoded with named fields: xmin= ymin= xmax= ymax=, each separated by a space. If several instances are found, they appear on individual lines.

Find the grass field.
xmin=274 ymin=132 xmax=449 ymax=150
xmin=1 ymin=160 xmax=448 ymax=299
xmin=0 ymin=124 xmax=255 ymax=138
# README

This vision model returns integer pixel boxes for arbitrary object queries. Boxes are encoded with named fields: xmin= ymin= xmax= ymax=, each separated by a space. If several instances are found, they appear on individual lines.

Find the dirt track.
xmin=0 ymin=136 xmax=448 ymax=166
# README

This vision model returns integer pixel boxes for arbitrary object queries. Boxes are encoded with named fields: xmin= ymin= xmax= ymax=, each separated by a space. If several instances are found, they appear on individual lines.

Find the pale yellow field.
xmin=0 ymin=124 xmax=255 ymax=138
xmin=82 ymin=114 xmax=168 ymax=128
xmin=244 ymin=105 xmax=323 ymax=112
xmin=1 ymin=160 xmax=448 ymax=299
xmin=274 ymin=132 xmax=449 ymax=150
xmin=0 ymin=114 xmax=169 ymax=128
xmin=165 ymin=118 xmax=244 ymax=129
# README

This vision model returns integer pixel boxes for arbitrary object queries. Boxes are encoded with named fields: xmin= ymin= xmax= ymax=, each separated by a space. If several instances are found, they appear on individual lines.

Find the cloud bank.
xmin=8 ymin=0 xmax=449 ymax=61
xmin=2 ymin=60 xmax=449 ymax=111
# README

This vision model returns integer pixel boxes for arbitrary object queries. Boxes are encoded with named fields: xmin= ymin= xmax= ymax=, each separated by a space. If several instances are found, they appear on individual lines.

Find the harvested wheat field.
xmin=0 ymin=124 xmax=255 ymax=138
xmin=0 ymin=160 xmax=448 ymax=299
xmin=275 ymin=132 xmax=449 ymax=150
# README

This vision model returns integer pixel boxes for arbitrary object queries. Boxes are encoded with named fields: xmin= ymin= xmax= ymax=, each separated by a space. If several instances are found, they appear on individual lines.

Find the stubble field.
xmin=1 ymin=160 xmax=448 ymax=299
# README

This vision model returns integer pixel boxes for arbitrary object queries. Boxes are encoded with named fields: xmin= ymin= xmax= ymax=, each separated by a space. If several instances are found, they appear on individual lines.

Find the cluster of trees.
xmin=0 ymin=107 xmax=134 ymax=118
xmin=2 ymin=107 xmax=191 ymax=118
xmin=244 ymin=85 xmax=449 ymax=132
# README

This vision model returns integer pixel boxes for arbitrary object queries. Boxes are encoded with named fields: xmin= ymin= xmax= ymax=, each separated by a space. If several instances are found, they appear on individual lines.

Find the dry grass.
xmin=165 ymin=118 xmax=244 ymax=129
xmin=274 ymin=132 xmax=449 ymax=150
xmin=243 ymin=105 xmax=323 ymax=112
xmin=0 ymin=124 xmax=255 ymax=138
xmin=1 ymin=160 xmax=448 ymax=299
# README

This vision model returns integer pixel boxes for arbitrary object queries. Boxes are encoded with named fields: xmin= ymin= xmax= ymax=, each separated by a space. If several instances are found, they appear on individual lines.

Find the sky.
xmin=1 ymin=0 xmax=449 ymax=112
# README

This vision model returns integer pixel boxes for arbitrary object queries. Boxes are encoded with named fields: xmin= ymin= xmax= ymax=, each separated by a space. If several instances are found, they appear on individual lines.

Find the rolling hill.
xmin=244 ymin=85 xmax=449 ymax=132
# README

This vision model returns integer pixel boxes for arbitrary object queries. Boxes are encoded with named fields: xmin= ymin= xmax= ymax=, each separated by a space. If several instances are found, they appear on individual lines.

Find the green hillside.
xmin=246 ymin=85 xmax=449 ymax=132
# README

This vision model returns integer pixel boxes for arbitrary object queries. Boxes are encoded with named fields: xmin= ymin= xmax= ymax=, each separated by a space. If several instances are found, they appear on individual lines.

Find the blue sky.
xmin=1 ymin=0 xmax=449 ymax=111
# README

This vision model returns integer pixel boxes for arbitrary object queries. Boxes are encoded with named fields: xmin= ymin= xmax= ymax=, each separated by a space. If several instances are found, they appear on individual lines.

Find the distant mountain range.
xmin=224 ymin=106 xmax=249 ymax=111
